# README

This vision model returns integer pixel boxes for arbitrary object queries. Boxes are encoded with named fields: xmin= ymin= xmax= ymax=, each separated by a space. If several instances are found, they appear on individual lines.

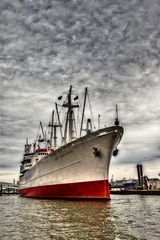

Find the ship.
xmin=18 ymin=86 xmax=123 ymax=199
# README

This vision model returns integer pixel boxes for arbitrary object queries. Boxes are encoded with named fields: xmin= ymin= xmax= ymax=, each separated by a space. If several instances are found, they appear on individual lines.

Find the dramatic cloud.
xmin=0 ymin=0 xmax=160 ymax=182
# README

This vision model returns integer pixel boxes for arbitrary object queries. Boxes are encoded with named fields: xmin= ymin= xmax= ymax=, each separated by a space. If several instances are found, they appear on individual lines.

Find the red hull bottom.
xmin=19 ymin=180 xmax=110 ymax=199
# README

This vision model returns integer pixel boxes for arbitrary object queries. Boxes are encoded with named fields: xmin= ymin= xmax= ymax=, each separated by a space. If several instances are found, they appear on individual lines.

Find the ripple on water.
xmin=0 ymin=195 xmax=159 ymax=240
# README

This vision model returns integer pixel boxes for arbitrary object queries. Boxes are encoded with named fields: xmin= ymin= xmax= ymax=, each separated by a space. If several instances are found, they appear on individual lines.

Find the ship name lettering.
xmin=55 ymin=149 xmax=73 ymax=160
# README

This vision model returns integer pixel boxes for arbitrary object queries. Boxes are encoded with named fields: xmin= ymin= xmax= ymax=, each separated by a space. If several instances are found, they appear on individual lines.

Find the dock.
xmin=110 ymin=190 xmax=160 ymax=195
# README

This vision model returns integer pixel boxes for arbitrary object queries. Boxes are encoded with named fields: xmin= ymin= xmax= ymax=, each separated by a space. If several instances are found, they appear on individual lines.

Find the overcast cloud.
xmin=0 ymin=0 xmax=160 ymax=182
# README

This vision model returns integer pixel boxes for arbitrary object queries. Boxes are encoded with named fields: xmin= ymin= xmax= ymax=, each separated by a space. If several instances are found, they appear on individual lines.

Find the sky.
xmin=0 ymin=0 xmax=160 ymax=183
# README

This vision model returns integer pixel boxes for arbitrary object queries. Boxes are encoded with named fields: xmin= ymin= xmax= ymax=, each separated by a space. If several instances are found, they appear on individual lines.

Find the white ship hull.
xmin=19 ymin=126 xmax=123 ymax=199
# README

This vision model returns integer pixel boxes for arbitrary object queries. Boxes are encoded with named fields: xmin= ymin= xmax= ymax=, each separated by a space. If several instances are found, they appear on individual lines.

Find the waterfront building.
xmin=0 ymin=181 xmax=18 ymax=194
xmin=147 ymin=178 xmax=160 ymax=190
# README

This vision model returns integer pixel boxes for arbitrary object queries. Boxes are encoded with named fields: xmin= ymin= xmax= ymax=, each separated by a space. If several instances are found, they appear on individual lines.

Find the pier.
xmin=110 ymin=189 xmax=160 ymax=195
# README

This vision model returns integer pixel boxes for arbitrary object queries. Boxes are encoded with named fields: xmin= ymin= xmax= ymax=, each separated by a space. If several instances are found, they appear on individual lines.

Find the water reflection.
xmin=1 ymin=196 xmax=117 ymax=240
xmin=1 ymin=195 xmax=159 ymax=240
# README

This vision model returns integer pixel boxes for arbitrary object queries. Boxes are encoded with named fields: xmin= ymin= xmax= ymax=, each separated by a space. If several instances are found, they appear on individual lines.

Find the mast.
xmin=80 ymin=87 xmax=87 ymax=137
xmin=24 ymin=137 xmax=30 ymax=153
xmin=68 ymin=85 xmax=72 ymax=142
xmin=49 ymin=110 xmax=54 ymax=147
xmin=40 ymin=121 xmax=45 ymax=140
xmin=33 ymin=141 xmax=36 ymax=152
xmin=37 ymin=121 xmax=46 ymax=148
xmin=63 ymin=85 xmax=79 ymax=142
xmin=48 ymin=108 xmax=62 ymax=148
xmin=64 ymin=111 xmax=68 ymax=143
xmin=55 ymin=102 xmax=63 ymax=143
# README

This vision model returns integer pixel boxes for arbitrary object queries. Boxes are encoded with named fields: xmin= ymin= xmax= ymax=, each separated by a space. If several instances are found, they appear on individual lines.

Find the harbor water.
xmin=0 ymin=194 xmax=159 ymax=240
